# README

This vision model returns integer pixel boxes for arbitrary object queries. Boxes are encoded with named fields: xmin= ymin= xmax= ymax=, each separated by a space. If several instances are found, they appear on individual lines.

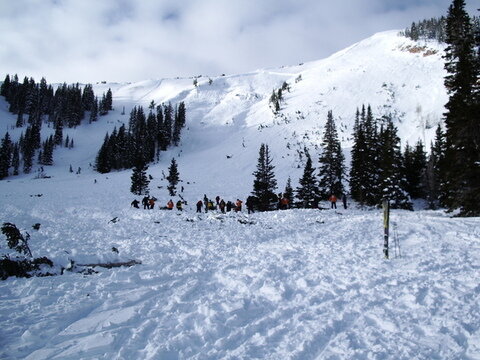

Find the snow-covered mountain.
xmin=1 ymin=30 xmax=447 ymax=196
xmin=3 ymin=31 xmax=478 ymax=360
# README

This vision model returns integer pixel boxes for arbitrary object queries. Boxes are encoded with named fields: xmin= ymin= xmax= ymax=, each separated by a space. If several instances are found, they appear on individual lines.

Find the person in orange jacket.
xmin=329 ymin=194 xmax=337 ymax=209
xmin=167 ymin=199 xmax=174 ymax=210
xmin=235 ymin=199 xmax=243 ymax=212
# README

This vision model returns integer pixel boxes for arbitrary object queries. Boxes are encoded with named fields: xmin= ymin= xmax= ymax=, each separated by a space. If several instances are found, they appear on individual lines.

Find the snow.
xmin=1 ymin=31 xmax=479 ymax=359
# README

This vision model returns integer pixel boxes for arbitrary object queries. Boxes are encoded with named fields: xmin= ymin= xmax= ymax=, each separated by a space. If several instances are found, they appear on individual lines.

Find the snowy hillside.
xmin=1 ymin=30 xmax=448 ymax=196
xmin=2 ymin=31 xmax=478 ymax=359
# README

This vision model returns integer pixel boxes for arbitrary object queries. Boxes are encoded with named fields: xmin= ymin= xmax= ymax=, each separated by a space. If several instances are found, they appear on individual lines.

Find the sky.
xmin=0 ymin=0 xmax=477 ymax=84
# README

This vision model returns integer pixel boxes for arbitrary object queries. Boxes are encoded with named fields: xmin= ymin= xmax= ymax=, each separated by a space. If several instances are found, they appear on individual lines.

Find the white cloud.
xmin=0 ymin=0 xmax=476 ymax=83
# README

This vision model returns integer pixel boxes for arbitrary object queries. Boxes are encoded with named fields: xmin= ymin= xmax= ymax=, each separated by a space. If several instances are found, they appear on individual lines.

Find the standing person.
xmin=142 ymin=196 xmax=149 ymax=209
xmin=246 ymin=196 xmax=255 ymax=214
xmin=235 ymin=199 xmax=243 ymax=212
xmin=131 ymin=199 xmax=140 ymax=208
xmin=280 ymin=196 xmax=289 ymax=210
xmin=167 ymin=199 xmax=174 ymax=210
xmin=329 ymin=194 xmax=337 ymax=209
xmin=196 ymin=200 xmax=203 ymax=213
xmin=203 ymin=194 xmax=209 ymax=213
xmin=342 ymin=194 xmax=347 ymax=209
xmin=215 ymin=196 xmax=220 ymax=206
xmin=176 ymin=200 xmax=183 ymax=211
xmin=226 ymin=201 xmax=233 ymax=212
xmin=219 ymin=199 xmax=226 ymax=213
xmin=149 ymin=197 xmax=156 ymax=209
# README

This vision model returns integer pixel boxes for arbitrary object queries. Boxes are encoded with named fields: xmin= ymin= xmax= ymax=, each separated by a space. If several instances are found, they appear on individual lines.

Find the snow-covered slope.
xmin=1 ymin=30 xmax=448 ymax=196
xmin=2 ymin=31 xmax=477 ymax=360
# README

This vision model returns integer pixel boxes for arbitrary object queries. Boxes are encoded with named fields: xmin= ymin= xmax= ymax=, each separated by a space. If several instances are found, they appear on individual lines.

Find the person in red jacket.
xmin=167 ymin=199 xmax=174 ymax=210
xmin=329 ymin=194 xmax=337 ymax=209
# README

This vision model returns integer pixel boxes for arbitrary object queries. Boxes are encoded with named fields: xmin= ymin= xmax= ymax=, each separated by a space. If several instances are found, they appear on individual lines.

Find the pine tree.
xmin=252 ymin=143 xmax=278 ymax=211
xmin=40 ymin=135 xmax=54 ymax=166
xmin=105 ymin=88 xmax=113 ymax=111
xmin=172 ymin=102 xmax=186 ymax=146
xmin=11 ymin=143 xmax=19 ymax=176
xmin=166 ymin=158 xmax=180 ymax=196
xmin=349 ymin=108 xmax=367 ymax=204
xmin=54 ymin=118 xmax=63 ymax=146
xmin=90 ymin=97 xmax=98 ymax=122
xmin=426 ymin=125 xmax=446 ymax=209
xmin=0 ymin=133 xmax=13 ymax=179
xmin=95 ymin=133 xmax=112 ymax=173
xmin=283 ymin=177 xmax=294 ymax=205
xmin=318 ymin=111 xmax=345 ymax=200
xmin=130 ymin=162 xmax=150 ymax=195
xmin=377 ymin=117 xmax=412 ymax=210
xmin=295 ymin=150 xmax=318 ymax=208
xmin=443 ymin=0 xmax=480 ymax=215
xmin=81 ymin=84 xmax=95 ymax=111
xmin=403 ymin=140 xmax=427 ymax=199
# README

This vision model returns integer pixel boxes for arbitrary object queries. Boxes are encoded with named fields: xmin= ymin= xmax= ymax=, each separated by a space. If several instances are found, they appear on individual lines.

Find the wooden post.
xmin=383 ymin=199 xmax=390 ymax=259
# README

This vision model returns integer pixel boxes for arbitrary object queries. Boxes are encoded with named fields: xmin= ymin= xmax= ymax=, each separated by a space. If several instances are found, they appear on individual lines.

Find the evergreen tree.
xmin=318 ymin=111 xmax=345 ymax=199
xmin=252 ymin=143 xmax=278 ymax=211
xmin=156 ymin=105 xmax=165 ymax=159
xmin=349 ymin=108 xmax=366 ymax=204
xmin=172 ymin=102 xmax=186 ymax=146
xmin=95 ymin=133 xmax=112 ymax=173
xmin=295 ymin=150 xmax=318 ymax=208
xmin=162 ymin=103 xmax=174 ymax=147
xmin=426 ymin=125 xmax=446 ymax=209
xmin=0 ymin=133 xmax=13 ymax=179
xmin=146 ymin=111 xmax=157 ymax=162
xmin=40 ymin=136 xmax=54 ymax=166
xmin=403 ymin=140 xmax=427 ymax=199
xmin=166 ymin=158 xmax=180 ymax=196
xmin=442 ymin=0 xmax=480 ymax=215
xmin=361 ymin=106 xmax=380 ymax=205
xmin=283 ymin=176 xmax=294 ymax=205
xmin=130 ymin=162 xmax=150 ymax=195
xmin=377 ymin=118 xmax=412 ymax=209
xmin=81 ymin=84 xmax=95 ymax=111
xmin=89 ymin=97 xmax=98 ymax=122
xmin=105 ymin=88 xmax=113 ymax=111
xmin=54 ymin=118 xmax=63 ymax=146
xmin=11 ymin=143 xmax=19 ymax=176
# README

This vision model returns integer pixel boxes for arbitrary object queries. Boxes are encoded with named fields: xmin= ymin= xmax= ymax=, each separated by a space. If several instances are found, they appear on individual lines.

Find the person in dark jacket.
xmin=196 ymin=200 xmax=203 ymax=213
xmin=246 ymin=196 xmax=256 ymax=214
xmin=131 ymin=199 xmax=140 ymax=208
xmin=219 ymin=199 xmax=226 ymax=213
xmin=176 ymin=200 xmax=183 ymax=211
xmin=142 ymin=196 xmax=149 ymax=209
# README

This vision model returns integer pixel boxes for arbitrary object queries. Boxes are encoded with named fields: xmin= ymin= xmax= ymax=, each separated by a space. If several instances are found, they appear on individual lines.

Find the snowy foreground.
xmin=0 ymin=176 xmax=479 ymax=360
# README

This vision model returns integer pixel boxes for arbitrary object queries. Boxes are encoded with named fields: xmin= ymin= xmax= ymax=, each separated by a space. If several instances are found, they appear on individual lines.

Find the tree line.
xmin=96 ymin=101 xmax=186 ymax=175
xmin=400 ymin=14 xmax=479 ymax=43
xmin=254 ymin=0 xmax=480 ymax=216
xmin=0 ymin=75 xmax=112 ymax=179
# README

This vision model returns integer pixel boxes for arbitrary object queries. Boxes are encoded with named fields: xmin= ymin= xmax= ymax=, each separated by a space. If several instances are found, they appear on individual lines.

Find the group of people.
xmin=130 ymin=196 xmax=158 ymax=209
xmin=131 ymin=196 xmax=184 ymax=211
xmin=131 ymin=193 xmax=348 ymax=212
xmin=196 ymin=195 xmax=242 ymax=214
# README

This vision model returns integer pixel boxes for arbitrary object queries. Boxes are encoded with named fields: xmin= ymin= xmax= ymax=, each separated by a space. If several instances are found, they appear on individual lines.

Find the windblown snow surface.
xmin=1 ymin=31 xmax=479 ymax=359
xmin=0 ymin=177 xmax=479 ymax=359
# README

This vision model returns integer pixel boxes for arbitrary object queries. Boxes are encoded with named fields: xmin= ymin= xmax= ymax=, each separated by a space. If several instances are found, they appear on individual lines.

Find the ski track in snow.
xmin=1 ymin=194 xmax=479 ymax=359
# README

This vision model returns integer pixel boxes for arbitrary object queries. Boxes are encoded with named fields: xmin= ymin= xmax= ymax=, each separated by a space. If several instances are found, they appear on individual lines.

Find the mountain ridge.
xmin=1 ymin=30 xmax=448 ymax=197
